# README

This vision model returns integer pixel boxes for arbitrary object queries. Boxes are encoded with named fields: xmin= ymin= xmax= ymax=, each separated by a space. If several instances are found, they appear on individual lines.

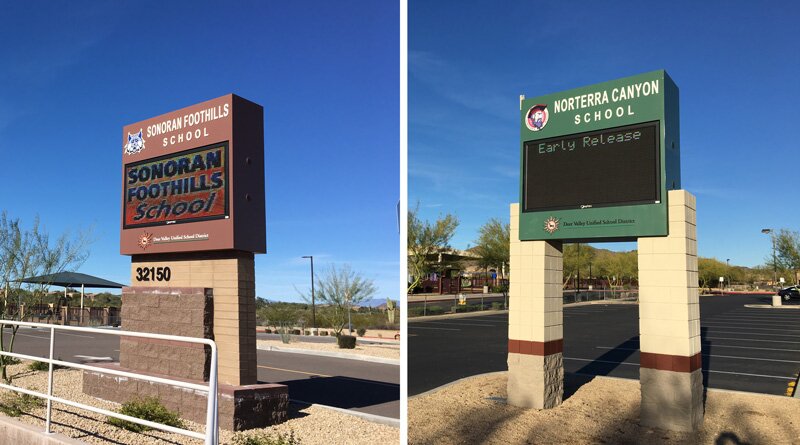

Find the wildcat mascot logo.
xmin=124 ymin=129 xmax=145 ymax=155
xmin=525 ymin=104 xmax=549 ymax=132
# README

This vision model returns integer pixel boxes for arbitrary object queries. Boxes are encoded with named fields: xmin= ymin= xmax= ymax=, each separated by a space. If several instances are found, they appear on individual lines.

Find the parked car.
xmin=778 ymin=286 xmax=800 ymax=301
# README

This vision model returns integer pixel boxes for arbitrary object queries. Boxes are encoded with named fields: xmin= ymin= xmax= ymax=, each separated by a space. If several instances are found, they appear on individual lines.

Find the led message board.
xmin=519 ymin=70 xmax=680 ymax=242
xmin=123 ymin=143 xmax=229 ymax=228
xmin=120 ymin=94 xmax=265 ymax=255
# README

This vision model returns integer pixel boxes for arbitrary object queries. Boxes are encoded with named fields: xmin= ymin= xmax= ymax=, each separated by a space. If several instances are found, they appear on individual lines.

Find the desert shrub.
xmin=28 ymin=361 xmax=48 ymax=371
xmin=108 ymin=397 xmax=184 ymax=433
xmin=27 ymin=359 xmax=66 ymax=372
xmin=337 ymin=334 xmax=357 ymax=349
xmin=356 ymin=328 xmax=366 ymax=337
xmin=319 ymin=331 xmax=328 ymax=336
xmin=0 ymin=393 xmax=44 ymax=417
xmin=408 ymin=306 xmax=446 ymax=317
xmin=304 ymin=330 xmax=310 ymax=336
xmin=231 ymin=430 xmax=301 ymax=445
xmin=451 ymin=305 xmax=481 ymax=313
xmin=491 ymin=302 xmax=504 ymax=310
xmin=290 ymin=329 xmax=301 ymax=335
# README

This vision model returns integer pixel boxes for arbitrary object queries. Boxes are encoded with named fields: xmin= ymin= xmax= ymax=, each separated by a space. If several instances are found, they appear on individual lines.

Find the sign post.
xmin=509 ymin=71 xmax=703 ymax=432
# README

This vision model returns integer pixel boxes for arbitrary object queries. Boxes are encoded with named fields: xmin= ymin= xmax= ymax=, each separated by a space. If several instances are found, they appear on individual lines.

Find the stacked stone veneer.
xmin=119 ymin=287 xmax=213 ymax=381
xmin=638 ymin=190 xmax=703 ymax=432
xmin=507 ymin=203 xmax=564 ymax=409
xmin=82 ymin=251 xmax=289 ymax=430
xmin=130 ymin=251 xmax=258 ymax=386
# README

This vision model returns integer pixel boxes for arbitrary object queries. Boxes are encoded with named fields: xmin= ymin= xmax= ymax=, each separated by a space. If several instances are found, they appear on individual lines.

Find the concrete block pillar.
xmin=638 ymin=190 xmax=703 ymax=432
xmin=507 ymin=203 xmax=564 ymax=409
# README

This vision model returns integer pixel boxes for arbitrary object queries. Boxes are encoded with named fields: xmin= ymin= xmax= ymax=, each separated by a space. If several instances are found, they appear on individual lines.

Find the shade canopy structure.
xmin=12 ymin=272 xmax=126 ymax=319
xmin=15 ymin=272 xmax=125 ymax=289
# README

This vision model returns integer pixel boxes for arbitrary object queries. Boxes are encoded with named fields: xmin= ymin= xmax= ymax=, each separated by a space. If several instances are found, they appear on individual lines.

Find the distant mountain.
xmin=362 ymin=298 xmax=397 ymax=308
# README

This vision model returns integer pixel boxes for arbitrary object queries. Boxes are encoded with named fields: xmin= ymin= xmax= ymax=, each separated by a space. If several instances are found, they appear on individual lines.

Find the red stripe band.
xmin=508 ymin=339 xmax=563 ymax=356
xmin=640 ymin=351 xmax=702 ymax=372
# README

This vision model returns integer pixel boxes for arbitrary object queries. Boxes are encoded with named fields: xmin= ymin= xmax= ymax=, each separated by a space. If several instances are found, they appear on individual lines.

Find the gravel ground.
xmin=409 ymin=372 xmax=800 ymax=445
xmin=0 ymin=362 xmax=399 ymax=445
xmin=257 ymin=339 xmax=400 ymax=360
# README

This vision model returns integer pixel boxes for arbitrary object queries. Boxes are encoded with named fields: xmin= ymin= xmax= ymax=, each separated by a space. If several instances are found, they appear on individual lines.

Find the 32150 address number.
xmin=135 ymin=266 xmax=171 ymax=282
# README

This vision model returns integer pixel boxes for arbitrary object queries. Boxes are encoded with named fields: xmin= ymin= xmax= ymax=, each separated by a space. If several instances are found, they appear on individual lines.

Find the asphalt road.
xmin=409 ymin=293 xmax=800 ymax=397
xmin=257 ymin=350 xmax=399 ymax=418
xmin=2 ymin=327 xmax=399 ymax=419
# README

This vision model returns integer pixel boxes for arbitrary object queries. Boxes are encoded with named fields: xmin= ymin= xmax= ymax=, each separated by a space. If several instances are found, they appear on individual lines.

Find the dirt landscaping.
xmin=409 ymin=372 xmax=800 ymax=444
xmin=0 ymin=362 xmax=399 ymax=444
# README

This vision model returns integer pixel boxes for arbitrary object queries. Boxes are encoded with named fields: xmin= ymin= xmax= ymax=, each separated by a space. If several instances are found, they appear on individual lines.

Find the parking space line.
xmin=408 ymin=326 xmax=461 ymax=331
xmin=564 ymin=357 xmax=795 ymax=380
xmin=704 ymin=336 xmax=800 ymax=344
xmin=415 ymin=321 xmax=502 ymax=327
xmin=594 ymin=346 xmax=800 ymax=364
xmin=58 ymin=332 xmax=95 ymax=339
xmin=701 ymin=330 xmax=800 ymax=338
xmin=258 ymin=365 xmax=331 ymax=377
xmin=12 ymin=333 xmax=50 ymax=340
xmin=708 ymin=344 xmax=800 ymax=353
xmin=707 ymin=315 xmax=800 ymax=321
xmin=701 ymin=324 xmax=800 ymax=333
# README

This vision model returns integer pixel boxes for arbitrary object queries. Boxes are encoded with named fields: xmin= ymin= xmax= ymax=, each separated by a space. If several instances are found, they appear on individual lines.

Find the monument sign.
xmin=84 ymin=94 xmax=286 ymax=431
xmin=509 ymin=71 xmax=703 ymax=432
xmin=519 ymin=70 xmax=680 ymax=241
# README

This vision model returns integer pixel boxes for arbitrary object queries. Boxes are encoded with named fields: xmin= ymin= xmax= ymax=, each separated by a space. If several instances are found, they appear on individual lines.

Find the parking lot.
xmin=408 ymin=293 xmax=800 ymax=397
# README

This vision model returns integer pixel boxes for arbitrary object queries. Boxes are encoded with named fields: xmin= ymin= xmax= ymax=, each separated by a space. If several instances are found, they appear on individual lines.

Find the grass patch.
xmin=231 ymin=431 xmax=301 ymax=445
xmin=0 ymin=393 xmax=44 ymax=417
xmin=28 ymin=358 xmax=67 ymax=372
xmin=108 ymin=397 xmax=184 ymax=433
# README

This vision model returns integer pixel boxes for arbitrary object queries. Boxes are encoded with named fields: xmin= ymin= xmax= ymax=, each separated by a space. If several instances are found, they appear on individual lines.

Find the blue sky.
xmin=0 ymin=1 xmax=399 ymax=302
xmin=409 ymin=1 xmax=800 ymax=267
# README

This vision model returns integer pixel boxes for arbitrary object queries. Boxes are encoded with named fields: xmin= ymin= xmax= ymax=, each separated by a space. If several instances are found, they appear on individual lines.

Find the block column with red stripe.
xmin=507 ymin=203 xmax=564 ymax=409
xmin=638 ymin=190 xmax=704 ymax=431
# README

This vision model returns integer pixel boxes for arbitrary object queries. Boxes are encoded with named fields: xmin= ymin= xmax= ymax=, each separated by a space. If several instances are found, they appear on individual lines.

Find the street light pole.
xmin=726 ymin=258 xmax=730 ymax=289
xmin=761 ymin=229 xmax=777 ymax=289
xmin=302 ymin=256 xmax=316 ymax=334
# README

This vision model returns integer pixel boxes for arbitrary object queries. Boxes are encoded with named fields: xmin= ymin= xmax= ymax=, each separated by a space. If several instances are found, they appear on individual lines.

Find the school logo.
xmin=137 ymin=231 xmax=154 ymax=250
xmin=543 ymin=216 xmax=560 ymax=234
xmin=525 ymin=104 xmax=549 ymax=132
xmin=124 ymin=129 xmax=145 ymax=155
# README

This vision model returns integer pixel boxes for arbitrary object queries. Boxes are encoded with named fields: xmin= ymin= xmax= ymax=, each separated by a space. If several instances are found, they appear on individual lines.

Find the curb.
xmin=290 ymin=400 xmax=400 ymax=427
xmin=743 ymin=304 xmax=800 ymax=310
xmin=408 ymin=310 xmax=508 ymax=322
xmin=565 ymin=298 xmax=637 ymax=307
xmin=408 ymin=299 xmax=638 ymax=322
xmin=0 ymin=415 xmax=87 ymax=444
xmin=257 ymin=344 xmax=400 ymax=366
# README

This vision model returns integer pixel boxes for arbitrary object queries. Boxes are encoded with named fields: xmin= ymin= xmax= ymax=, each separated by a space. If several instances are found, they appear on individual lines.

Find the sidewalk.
xmin=408 ymin=292 xmax=505 ymax=303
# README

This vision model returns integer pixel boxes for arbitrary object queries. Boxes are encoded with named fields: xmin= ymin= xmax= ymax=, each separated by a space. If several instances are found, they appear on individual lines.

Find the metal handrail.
xmin=0 ymin=320 xmax=218 ymax=445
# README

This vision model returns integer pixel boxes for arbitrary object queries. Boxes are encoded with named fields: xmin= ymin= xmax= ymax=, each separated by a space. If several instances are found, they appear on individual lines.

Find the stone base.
xmin=83 ymin=363 xmax=288 ymax=431
xmin=507 ymin=352 xmax=563 ymax=409
xmin=640 ymin=367 xmax=704 ymax=432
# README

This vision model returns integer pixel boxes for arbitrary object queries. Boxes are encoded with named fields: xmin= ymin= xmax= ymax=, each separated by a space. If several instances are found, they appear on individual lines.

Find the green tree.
xmin=300 ymin=264 xmax=376 ymax=338
xmin=594 ymin=249 xmax=637 ymax=294
xmin=562 ymin=244 xmax=596 ymax=289
xmin=771 ymin=229 xmax=800 ymax=284
xmin=472 ymin=218 xmax=510 ymax=277
xmin=698 ymin=257 xmax=726 ymax=291
xmin=0 ymin=212 xmax=92 ymax=383
xmin=407 ymin=205 xmax=459 ymax=293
